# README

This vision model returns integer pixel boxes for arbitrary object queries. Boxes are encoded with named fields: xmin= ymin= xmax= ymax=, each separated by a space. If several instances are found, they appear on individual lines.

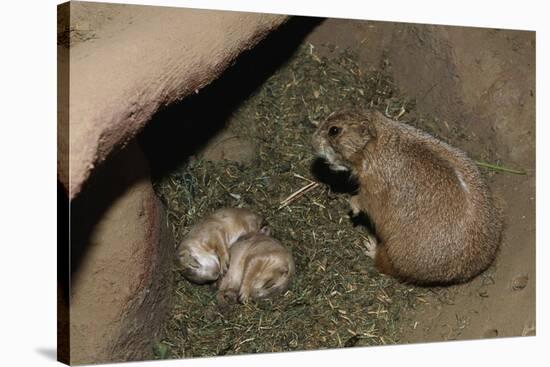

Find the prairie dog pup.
xmin=312 ymin=110 xmax=503 ymax=285
xmin=177 ymin=208 xmax=265 ymax=284
xmin=217 ymin=230 xmax=295 ymax=304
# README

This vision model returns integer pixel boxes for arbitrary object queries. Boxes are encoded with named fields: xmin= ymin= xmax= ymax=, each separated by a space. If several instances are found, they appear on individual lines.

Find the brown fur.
xmin=177 ymin=208 xmax=265 ymax=284
xmin=216 ymin=232 xmax=295 ymax=304
xmin=312 ymin=110 xmax=503 ymax=285
xmin=374 ymin=245 xmax=396 ymax=277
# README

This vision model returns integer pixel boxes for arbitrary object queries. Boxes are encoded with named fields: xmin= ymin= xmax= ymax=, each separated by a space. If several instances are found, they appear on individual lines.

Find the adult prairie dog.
xmin=312 ymin=110 xmax=503 ymax=285
xmin=217 ymin=230 xmax=295 ymax=303
xmin=177 ymin=207 xmax=265 ymax=284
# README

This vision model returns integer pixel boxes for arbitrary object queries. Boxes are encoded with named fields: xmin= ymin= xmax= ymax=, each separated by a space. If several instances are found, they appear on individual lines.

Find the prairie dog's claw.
xmin=238 ymin=292 xmax=250 ymax=304
xmin=363 ymin=235 xmax=378 ymax=259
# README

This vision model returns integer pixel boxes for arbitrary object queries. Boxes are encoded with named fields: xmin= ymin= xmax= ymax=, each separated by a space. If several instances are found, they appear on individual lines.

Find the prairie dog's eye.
xmin=328 ymin=126 xmax=341 ymax=137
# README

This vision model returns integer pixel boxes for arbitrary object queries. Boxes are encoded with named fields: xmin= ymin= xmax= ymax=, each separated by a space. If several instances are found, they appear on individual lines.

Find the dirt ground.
xmin=305 ymin=18 xmax=535 ymax=342
xmin=141 ymin=16 xmax=535 ymax=359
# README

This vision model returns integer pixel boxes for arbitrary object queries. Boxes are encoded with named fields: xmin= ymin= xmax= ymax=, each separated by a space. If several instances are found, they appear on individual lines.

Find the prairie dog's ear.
xmin=358 ymin=118 xmax=377 ymax=140
xmin=181 ymin=252 xmax=200 ymax=269
xmin=259 ymin=226 xmax=271 ymax=236
xmin=178 ymin=247 xmax=190 ymax=260
xmin=280 ymin=267 xmax=290 ymax=277
xmin=348 ymin=116 xmax=377 ymax=169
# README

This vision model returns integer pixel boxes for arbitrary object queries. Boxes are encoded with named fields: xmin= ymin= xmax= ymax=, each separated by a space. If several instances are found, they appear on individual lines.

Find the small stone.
xmin=511 ymin=275 xmax=529 ymax=290
xmin=478 ymin=289 xmax=489 ymax=298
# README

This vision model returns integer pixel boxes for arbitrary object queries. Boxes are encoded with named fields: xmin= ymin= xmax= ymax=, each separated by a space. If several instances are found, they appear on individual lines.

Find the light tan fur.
xmin=177 ymin=208 xmax=265 ymax=284
xmin=216 ymin=231 xmax=295 ymax=303
xmin=312 ymin=110 xmax=503 ymax=285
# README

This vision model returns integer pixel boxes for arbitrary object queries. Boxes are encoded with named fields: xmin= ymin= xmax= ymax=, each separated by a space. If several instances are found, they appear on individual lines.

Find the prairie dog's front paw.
xmin=220 ymin=258 xmax=229 ymax=276
xmin=217 ymin=247 xmax=230 ymax=276
xmin=238 ymin=290 xmax=250 ymax=304
xmin=349 ymin=195 xmax=361 ymax=216
xmin=363 ymin=234 xmax=378 ymax=259
xmin=217 ymin=289 xmax=238 ymax=304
